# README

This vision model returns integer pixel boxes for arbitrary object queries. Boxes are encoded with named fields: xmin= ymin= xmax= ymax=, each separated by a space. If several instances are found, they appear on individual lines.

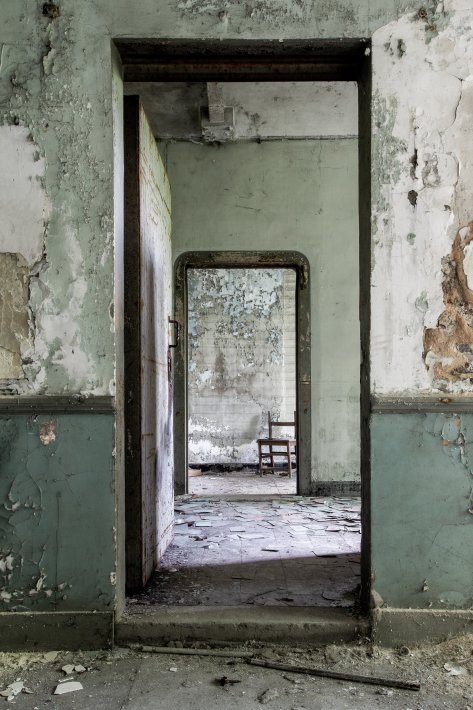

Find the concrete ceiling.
xmin=124 ymin=81 xmax=358 ymax=141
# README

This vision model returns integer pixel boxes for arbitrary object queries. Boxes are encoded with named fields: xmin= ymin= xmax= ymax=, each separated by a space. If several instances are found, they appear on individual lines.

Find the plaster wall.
xmin=188 ymin=268 xmax=296 ymax=465
xmin=126 ymin=82 xmax=358 ymax=142
xmin=371 ymin=2 xmax=473 ymax=396
xmin=0 ymin=0 xmax=472 ymax=619
xmin=165 ymin=139 xmax=360 ymax=483
xmin=138 ymin=105 xmax=174 ymax=566
xmin=370 ymin=2 xmax=473 ymax=610
xmin=372 ymin=412 xmax=473 ymax=609
xmin=0 ymin=414 xmax=115 ymax=612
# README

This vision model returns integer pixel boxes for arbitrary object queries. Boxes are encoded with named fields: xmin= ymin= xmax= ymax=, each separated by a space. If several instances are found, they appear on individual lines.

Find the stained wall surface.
xmin=0 ymin=0 xmax=472 ymax=617
xmin=166 ymin=140 xmax=360 ymax=483
xmin=369 ymin=3 xmax=473 ymax=609
xmin=372 ymin=413 xmax=473 ymax=609
xmin=138 ymin=105 xmax=174 ymax=571
xmin=187 ymin=268 xmax=296 ymax=465
xmin=0 ymin=414 xmax=115 ymax=611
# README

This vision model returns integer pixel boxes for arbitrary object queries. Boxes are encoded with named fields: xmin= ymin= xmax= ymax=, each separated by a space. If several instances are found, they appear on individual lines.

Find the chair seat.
xmin=257 ymin=429 xmax=296 ymax=477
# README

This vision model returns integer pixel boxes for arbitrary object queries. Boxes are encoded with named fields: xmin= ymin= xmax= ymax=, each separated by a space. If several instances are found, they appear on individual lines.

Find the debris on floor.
xmin=130 ymin=495 xmax=361 ymax=608
xmin=61 ymin=663 xmax=87 ymax=675
xmin=248 ymin=657 xmax=421 ymax=691
xmin=54 ymin=680 xmax=83 ymax=694
xmin=215 ymin=675 xmax=241 ymax=686
xmin=0 ymin=679 xmax=30 ymax=701
xmin=258 ymin=686 xmax=280 ymax=703
xmin=0 ymin=635 xmax=472 ymax=709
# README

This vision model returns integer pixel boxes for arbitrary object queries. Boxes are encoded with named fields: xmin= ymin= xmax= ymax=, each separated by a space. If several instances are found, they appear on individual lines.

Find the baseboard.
xmin=372 ymin=607 xmax=473 ymax=646
xmin=311 ymin=481 xmax=361 ymax=497
xmin=0 ymin=611 xmax=114 ymax=651
xmin=116 ymin=606 xmax=368 ymax=645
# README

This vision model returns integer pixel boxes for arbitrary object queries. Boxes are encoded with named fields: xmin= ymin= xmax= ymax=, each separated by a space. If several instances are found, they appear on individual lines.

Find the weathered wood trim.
xmin=114 ymin=38 xmax=369 ymax=83
xmin=358 ymin=56 xmax=372 ymax=616
xmin=123 ymin=95 xmax=144 ymax=593
xmin=0 ymin=396 xmax=115 ymax=414
xmin=371 ymin=397 xmax=473 ymax=414
xmin=174 ymin=251 xmax=312 ymax=496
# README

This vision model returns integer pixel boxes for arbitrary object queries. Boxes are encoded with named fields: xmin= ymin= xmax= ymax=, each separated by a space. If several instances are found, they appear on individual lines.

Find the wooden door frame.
xmin=174 ymin=251 xmax=311 ymax=496
xmin=117 ymin=38 xmax=372 ymax=612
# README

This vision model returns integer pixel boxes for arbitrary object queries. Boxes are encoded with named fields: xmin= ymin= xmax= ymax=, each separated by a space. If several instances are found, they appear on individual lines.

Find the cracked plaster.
xmin=371 ymin=1 xmax=473 ymax=395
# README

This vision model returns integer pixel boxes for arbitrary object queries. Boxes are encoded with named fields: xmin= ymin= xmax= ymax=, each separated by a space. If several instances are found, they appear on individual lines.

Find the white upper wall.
xmin=125 ymin=81 xmax=358 ymax=140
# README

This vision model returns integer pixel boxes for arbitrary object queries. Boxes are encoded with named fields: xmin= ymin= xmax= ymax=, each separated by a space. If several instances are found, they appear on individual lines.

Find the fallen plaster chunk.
xmin=43 ymin=651 xmax=58 ymax=663
xmin=54 ymin=681 xmax=83 ymax=695
xmin=444 ymin=663 xmax=469 ymax=676
xmin=61 ymin=664 xmax=75 ymax=675
xmin=258 ymin=688 xmax=280 ymax=704
xmin=0 ymin=680 xmax=26 ymax=701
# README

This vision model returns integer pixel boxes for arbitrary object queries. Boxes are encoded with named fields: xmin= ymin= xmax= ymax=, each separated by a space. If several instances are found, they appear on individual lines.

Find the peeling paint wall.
xmin=370 ymin=1 xmax=473 ymax=611
xmin=0 ymin=254 xmax=29 ymax=379
xmin=0 ymin=414 xmax=115 ymax=612
xmin=372 ymin=412 xmax=473 ymax=609
xmin=188 ymin=268 xmax=296 ymax=464
xmin=166 ymin=139 xmax=360 ymax=483
xmin=0 ymin=5 xmax=115 ymax=397
xmin=1 ymin=0 xmax=471 ymax=619
xmin=371 ymin=2 xmax=473 ymax=395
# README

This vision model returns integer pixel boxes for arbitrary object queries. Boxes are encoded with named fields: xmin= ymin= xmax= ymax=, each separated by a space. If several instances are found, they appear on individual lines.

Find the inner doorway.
xmin=187 ymin=267 xmax=298 ymax=496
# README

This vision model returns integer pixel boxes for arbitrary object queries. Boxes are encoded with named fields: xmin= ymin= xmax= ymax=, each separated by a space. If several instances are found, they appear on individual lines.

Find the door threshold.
xmin=116 ymin=606 xmax=368 ymax=646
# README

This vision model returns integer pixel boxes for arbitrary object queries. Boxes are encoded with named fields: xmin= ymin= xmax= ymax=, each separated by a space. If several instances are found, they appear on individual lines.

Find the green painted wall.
xmin=165 ymin=140 xmax=360 ymax=484
xmin=0 ymin=414 xmax=116 ymax=611
xmin=372 ymin=412 xmax=473 ymax=609
xmin=0 ymin=0 xmax=470 ymax=620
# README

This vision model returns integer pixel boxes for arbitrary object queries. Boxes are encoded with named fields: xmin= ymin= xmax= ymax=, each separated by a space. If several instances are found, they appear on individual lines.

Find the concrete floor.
xmin=129 ymin=496 xmax=361 ymax=609
xmin=189 ymin=469 xmax=297 ymax=495
xmin=1 ymin=637 xmax=472 ymax=709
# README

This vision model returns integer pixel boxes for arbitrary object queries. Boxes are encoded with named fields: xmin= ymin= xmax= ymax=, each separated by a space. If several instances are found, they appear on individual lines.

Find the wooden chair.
xmin=257 ymin=411 xmax=297 ymax=477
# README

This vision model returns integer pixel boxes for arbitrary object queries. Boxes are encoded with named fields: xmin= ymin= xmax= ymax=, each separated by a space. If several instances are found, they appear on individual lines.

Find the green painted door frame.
xmin=173 ymin=251 xmax=311 ymax=495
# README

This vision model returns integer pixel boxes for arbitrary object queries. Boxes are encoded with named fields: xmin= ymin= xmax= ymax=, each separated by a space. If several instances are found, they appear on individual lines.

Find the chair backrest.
xmin=268 ymin=410 xmax=296 ymax=438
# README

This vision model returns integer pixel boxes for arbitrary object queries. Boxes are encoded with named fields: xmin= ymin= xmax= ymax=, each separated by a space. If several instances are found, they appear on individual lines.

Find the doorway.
xmin=119 ymin=39 xmax=371 ymax=614
xmin=174 ymin=253 xmax=312 ymax=497
xmin=187 ymin=266 xmax=298 ymax=496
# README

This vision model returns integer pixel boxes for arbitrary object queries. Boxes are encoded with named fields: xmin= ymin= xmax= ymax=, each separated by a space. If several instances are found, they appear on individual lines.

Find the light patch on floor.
xmin=189 ymin=469 xmax=297 ymax=495
xmin=129 ymin=496 xmax=361 ymax=609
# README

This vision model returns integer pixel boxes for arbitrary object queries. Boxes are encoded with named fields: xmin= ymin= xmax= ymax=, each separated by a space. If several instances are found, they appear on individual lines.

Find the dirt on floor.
xmin=128 ymin=496 xmax=361 ymax=609
xmin=0 ymin=634 xmax=472 ymax=709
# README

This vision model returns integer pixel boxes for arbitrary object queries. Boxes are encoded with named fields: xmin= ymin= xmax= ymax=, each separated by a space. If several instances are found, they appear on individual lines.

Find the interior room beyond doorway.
xmin=124 ymin=75 xmax=362 ymax=609
xmin=187 ymin=267 xmax=297 ymax=496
